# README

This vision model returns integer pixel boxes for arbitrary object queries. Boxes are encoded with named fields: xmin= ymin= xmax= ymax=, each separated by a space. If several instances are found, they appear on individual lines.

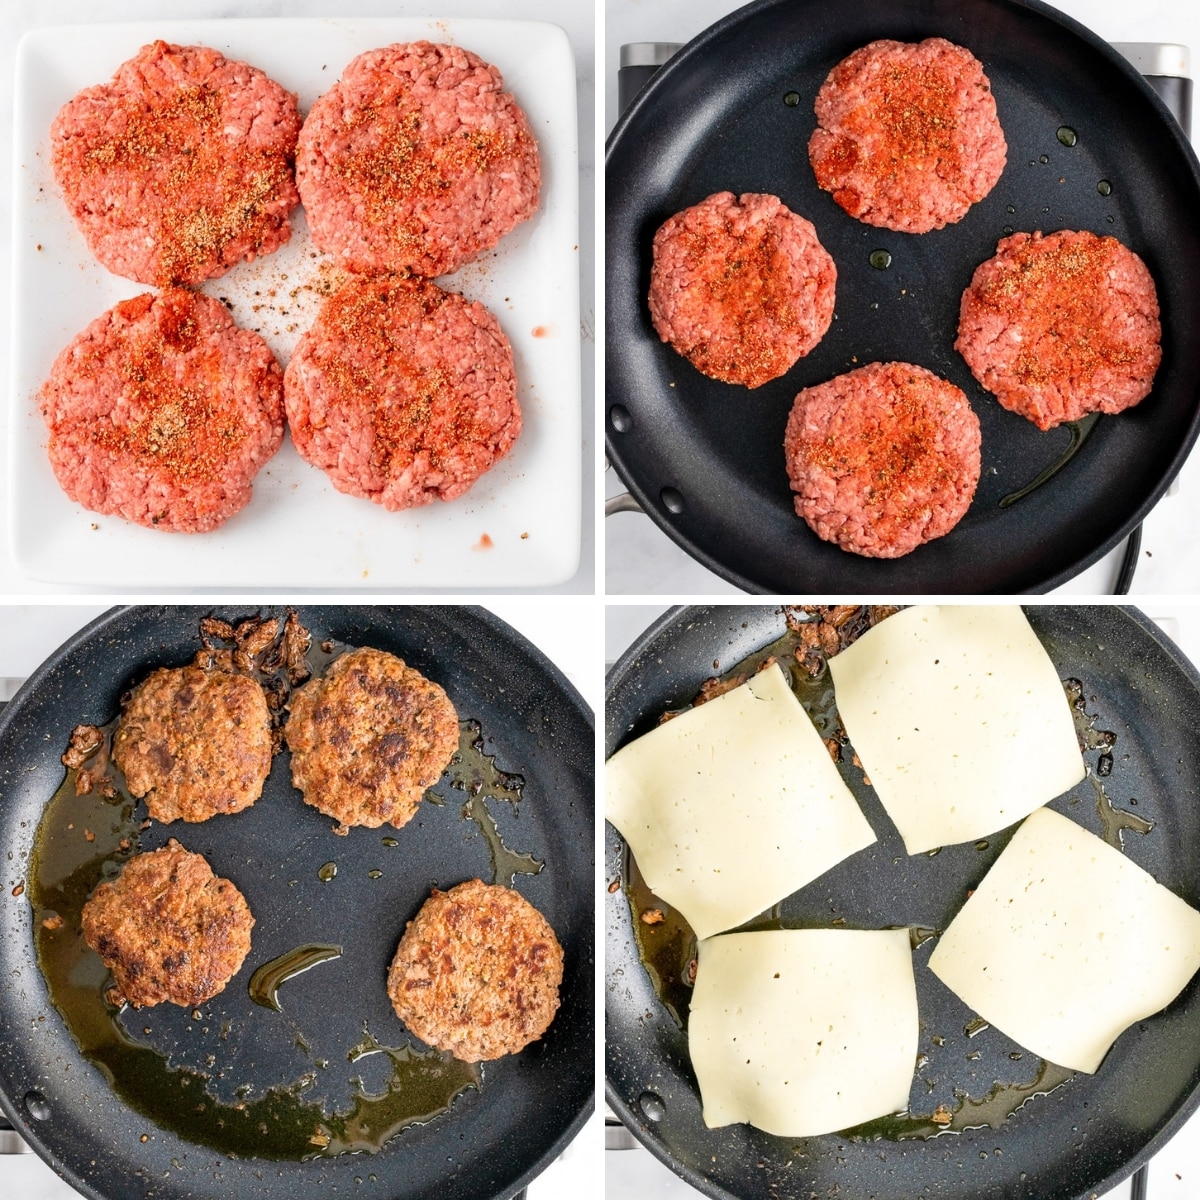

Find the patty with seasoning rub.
xmin=648 ymin=192 xmax=837 ymax=389
xmin=112 ymin=665 xmax=273 ymax=823
xmin=284 ymin=276 xmax=520 ymax=510
xmin=51 ymin=40 xmax=301 ymax=286
xmin=387 ymin=879 xmax=563 ymax=1061
xmin=956 ymin=229 xmax=1162 ymax=430
xmin=809 ymin=38 xmax=1007 ymax=233
xmin=39 ymin=289 xmax=285 ymax=533
xmin=285 ymin=647 xmax=459 ymax=830
xmin=81 ymin=840 xmax=254 ymax=1008
xmin=296 ymin=41 xmax=540 ymax=278
xmin=784 ymin=361 xmax=981 ymax=558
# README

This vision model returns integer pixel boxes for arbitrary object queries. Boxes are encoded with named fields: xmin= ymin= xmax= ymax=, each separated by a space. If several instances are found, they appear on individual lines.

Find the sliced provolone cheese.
xmin=828 ymin=605 xmax=1085 ymax=854
xmin=689 ymin=929 xmax=919 ymax=1136
xmin=929 ymin=806 xmax=1200 ymax=1073
xmin=605 ymin=663 xmax=876 ymax=939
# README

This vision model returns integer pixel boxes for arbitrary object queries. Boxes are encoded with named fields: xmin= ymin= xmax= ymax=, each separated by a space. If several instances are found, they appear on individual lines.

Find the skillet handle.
xmin=606 ymin=491 xmax=644 ymax=517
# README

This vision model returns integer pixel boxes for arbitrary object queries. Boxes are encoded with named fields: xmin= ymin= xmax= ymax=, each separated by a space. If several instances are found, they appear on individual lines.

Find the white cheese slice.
xmin=605 ymin=663 xmax=876 ymax=939
xmin=929 ymin=806 xmax=1200 ymax=1073
xmin=689 ymin=928 xmax=919 ymax=1136
xmin=827 ymin=605 xmax=1085 ymax=854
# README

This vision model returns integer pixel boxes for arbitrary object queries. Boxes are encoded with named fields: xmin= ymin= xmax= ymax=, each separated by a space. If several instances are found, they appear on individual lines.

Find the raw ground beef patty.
xmin=284 ymin=275 xmax=520 ymax=510
xmin=809 ymin=37 xmax=1007 ymax=233
xmin=956 ymin=229 xmax=1162 ymax=430
xmin=80 ymin=840 xmax=254 ymax=1009
xmin=648 ymin=192 xmax=837 ymax=388
xmin=784 ymin=361 xmax=981 ymax=558
xmin=39 ymin=289 xmax=285 ymax=533
xmin=296 ymin=41 xmax=540 ymax=278
xmin=387 ymin=879 xmax=563 ymax=1062
xmin=51 ymin=40 xmax=301 ymax=286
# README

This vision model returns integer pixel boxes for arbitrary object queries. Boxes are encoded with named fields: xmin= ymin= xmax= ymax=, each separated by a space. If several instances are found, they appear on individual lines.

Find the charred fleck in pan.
xmin=605 ymin=0 xmax=1200 ymax=593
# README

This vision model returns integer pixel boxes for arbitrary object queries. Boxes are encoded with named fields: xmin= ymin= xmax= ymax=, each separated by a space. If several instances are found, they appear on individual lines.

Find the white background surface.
xmin=605 ymin=600 xmax=1200 ymax=1200
xmin=0 ymin=0 xmax=595 ymax=596
xmin=604 ymin=0 xmax=1200 ymax=598
xmin=0 ymin=601 xmax=602 ymax=1200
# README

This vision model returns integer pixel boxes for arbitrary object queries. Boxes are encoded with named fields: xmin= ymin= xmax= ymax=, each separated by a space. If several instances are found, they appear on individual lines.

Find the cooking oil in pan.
xmin=248 ymin=944 xmax=343 ymax=1012
xmin=31 ymin=741 xmax=481 ymax=1160
xmin=446 ymin=719 xmax=543 ymax=886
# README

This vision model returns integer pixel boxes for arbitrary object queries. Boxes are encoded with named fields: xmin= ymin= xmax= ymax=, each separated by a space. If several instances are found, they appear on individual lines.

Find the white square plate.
xmin=9 ymin=18 xmax=580 ymax=587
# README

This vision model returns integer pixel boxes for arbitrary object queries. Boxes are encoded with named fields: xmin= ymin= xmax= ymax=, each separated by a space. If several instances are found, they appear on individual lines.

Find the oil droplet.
xmin=1039 ymin=154 xmax=1049 ymax=164
xmin=381 ymin=837 xmax=399 ymax=848
xmin=869 ymin=249 xmax=892 ymax=270
xmin=317 ymin=862 xmax=337 ymax=882
xmin=1002 ymin=225 xmax=1013 ymax=236
xmin=1097 ymin=180 xmax=1112 ymax=196
xmin=639 ymin=1091 xmax=666 ymax=1121
xmin=908 ymin=926 xmax=939 ymax=950
xmin=965 ymin=1017 xmax=991 ymax=1038
xmin=249 ymin=944 xmax=343 ymax=1012
xmin=1056 ymin=126 xmax=1078 ymax=147
xmin=783 ymin=91 xmax=801 ymax=107
xmin=925 ymin=846 xmax=941 ymax=858
xmin=974 ymin=840 xmax=989 ymax=851
xmin=368 ymin=869 xmax=382 ymax=880
xmin=24 ymin=1091 xmax=50 ymax=1121
xmin=1106 ymin=215 xmax=1115 ymax=223
xmin=1005 ymin=204 xmax=1015 ymax=214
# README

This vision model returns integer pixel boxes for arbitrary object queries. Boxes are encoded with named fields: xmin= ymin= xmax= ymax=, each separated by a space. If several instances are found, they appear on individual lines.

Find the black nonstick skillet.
xmin=605 ymin=0 xmax=1200 ymax=593
xmin=606 ymin=605 xmax=1200 ymax=1199
xmin=0 ymin=606 xmax=593 ymax=1200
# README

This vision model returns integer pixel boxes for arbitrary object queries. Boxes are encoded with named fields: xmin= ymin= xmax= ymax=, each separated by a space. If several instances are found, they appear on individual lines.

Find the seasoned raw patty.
xmin=955 ymin=229 xmax=1162 ymax=430
xmin=387 ymin=879 xmax=563 ymax=1061
xmin=80 ymin=840 xmax=254 ymax=1008
xmin=284 ymin=276 xmax=520 ymax=509
xmin=112 ymin=666 xmax=272 ymax=823
xmin=51 ymin=40 xmax=301 ymax=286
xmin=285 ymin=647 xmax=459 ymax=830
xmin=809 ymin=38 xmax=1007 ymax=233
xmin=784 ymin=361 xmax=981 ymax=558
xmin=296 ymin=41 xmax=540 ymax=278
xmin=39 ymin=289 xmax=285 ymax=533
xmin=648 ymin=191 xmax=837 ymax=388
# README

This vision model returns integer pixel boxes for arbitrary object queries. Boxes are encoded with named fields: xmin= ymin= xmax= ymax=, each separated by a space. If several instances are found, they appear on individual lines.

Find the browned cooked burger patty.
xmin=284 ymin=276 xmax=521 ymax=510
xmin=39 ymin=289 xmax=285 ymax=533
xmin=955 ymin=229 xmax=1162 ymax=430
xmin=285 ymin=647 xmax=459 ymax=830
xmin=809 ymin=37 xmax=1007 ymax=233
xmin=112 ymin=666 xmax=272 ymax=823
xmin=784 ymin=361 xmax=981 ymax=558
xmin=648 ymin=191 xmax=837 ymax=388
xmin=296 ymin=41 xmax=540 ymax=278
xmin=51 ymin=40 xmax=301 ymax=286
xmin=387 ymin=879 xmax=563 ymax=1061
xmin=80 ymin=840 xmax=254 ymax=1008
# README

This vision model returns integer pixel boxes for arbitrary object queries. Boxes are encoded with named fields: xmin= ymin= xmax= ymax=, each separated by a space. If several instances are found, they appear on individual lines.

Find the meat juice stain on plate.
xmin=27 ymin=615 xmax=482 ymax=1159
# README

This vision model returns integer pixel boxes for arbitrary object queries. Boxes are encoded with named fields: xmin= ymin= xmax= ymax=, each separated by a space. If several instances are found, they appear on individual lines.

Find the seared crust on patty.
xmin=648 ymin=192 xmax=837 ymax=389
xmin=955 ymin=229 xmax=1162 ymax=430
xmin=80 ymin=840 xmax=254 ymax=1008
xmin=38 ymin=288 xmax=285 ymax=534
xmin=387 ymin=879 xmax=563 ymax=1061
xmin=51 ymin=40 xmax=301 ymax=287
xmin=809 ymin=37 xmax=1007 ymax=233
xmin=296 ymin=41 xmax=540 ymax=278
xmin=113 ymin=665 xmax=273 ymax=823
xmin=285 ymin=647 xmax=459 ymax=830
xmin=784 ymin=361 xmax=981 ymax=558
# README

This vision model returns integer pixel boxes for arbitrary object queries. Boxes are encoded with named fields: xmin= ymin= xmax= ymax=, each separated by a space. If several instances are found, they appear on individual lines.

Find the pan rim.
xmin=604 ymin=0 xmax=1200 ymax=595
